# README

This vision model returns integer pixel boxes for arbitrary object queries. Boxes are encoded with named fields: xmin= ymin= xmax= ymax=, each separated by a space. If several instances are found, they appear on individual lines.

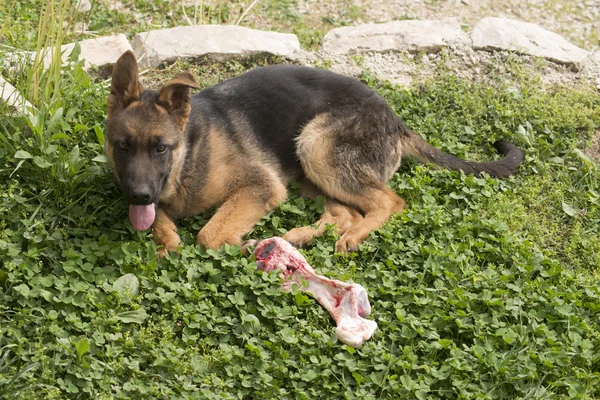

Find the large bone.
xmin=254 ymin=237 xmax=377 ymax=347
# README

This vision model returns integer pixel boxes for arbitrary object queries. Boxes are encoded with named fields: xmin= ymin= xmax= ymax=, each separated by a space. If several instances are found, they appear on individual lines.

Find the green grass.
xmin=0 ymin=0 xmax=338 ymax=51
xmin=2 ymin=2 xmax=600 ymax=399
xmin=1 ymin=54 xmax=599 ymax=398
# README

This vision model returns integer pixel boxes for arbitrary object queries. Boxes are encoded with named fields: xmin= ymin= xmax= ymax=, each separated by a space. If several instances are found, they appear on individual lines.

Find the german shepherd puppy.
xmin=106 ymin=50 xmax=523 ymax=255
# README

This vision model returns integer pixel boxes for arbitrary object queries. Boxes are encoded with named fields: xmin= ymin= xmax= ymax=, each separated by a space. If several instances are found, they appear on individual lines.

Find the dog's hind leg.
xmin=304 ymin=181 xmax=405 ymax=253
xmin=332 ymin=185 xmax=405 ymax=253
xmin=295 ymin=112 xmax=406 ymax=252
xmin=283 ymin=180 xmax=363 ymax=247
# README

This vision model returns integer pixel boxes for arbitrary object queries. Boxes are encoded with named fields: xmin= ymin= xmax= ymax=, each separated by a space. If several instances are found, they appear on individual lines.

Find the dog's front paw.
xmin=281 ymin=229 xmax=312 ymax=248
xmin=151 ymin=212 xmax=181 ymax=258
xmin=157 ymin=246 xmax=170 ymax=258
xmin=334 ymin=232 xmax=361 ymax=253
xmin=155 ymin=238 xmax=180 ymax=258
xmin=152 ymin=225 xmax=180 ymax=258
xmin=240 ymin=239 xmax=258 ymax=255
xmin=196 ymin=231 xmax=218 ymax=250
xmin=197 ymin=230 xmax=243 ymax=250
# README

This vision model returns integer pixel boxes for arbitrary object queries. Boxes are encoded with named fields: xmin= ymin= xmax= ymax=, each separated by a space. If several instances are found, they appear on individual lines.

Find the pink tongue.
xmin=129 ymin=204 xmax=156 ymax=231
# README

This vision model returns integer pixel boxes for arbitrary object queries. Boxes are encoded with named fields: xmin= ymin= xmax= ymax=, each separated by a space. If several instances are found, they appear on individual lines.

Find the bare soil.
xmin=585 ymin=130 xmax=600 ymax=161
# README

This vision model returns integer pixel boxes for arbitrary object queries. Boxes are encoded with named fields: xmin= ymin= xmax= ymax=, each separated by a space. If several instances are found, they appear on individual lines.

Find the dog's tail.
xmin=402 ymin=129 xmax=524 ymax=178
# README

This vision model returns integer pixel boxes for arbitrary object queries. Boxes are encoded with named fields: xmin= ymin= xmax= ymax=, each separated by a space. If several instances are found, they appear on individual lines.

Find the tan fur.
xmin=158 ymin=142 xmax=187 ymax=202
xmin=282 ymin=179 xmax=362 ymax=246
xmin=201 ymin=131 xmax=242 ymax=208
xmin=155 ymin=126 xmax=290 ymax=252
xmin=283 ymin=199 xmax=363 ymax=246
xmin=295 ymin=114 xmax=344 ymax=198
xmin=335 ymin=185 xmax=405 ymax=253
xmin=161 ymin=129 xmax=249 ymax=219
xmin=193 ymin=131 xmax=289 ymax=249
xmin=385 ymin=139 xmax=405 ymax=181
xmin=197 ymin=180 xmax=287 ymax=249
xmin=152 ymin=208 xmax=180 ymax=256
xmin=398 ymin=133 xmax=439 ymax=169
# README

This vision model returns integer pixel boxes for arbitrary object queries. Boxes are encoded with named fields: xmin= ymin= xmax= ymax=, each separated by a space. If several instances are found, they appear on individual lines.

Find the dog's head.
xmin=106 ymin=50 xmax=200 ymax=231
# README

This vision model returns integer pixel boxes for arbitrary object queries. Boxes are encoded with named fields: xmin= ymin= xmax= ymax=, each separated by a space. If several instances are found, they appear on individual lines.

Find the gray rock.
xmin=322 ymin=19 xmax=470 ymax=54
xmin=0 ymin=77 xmax=34 ymax=116
xmin=581 ymin=52 xmax=600 ymax=86
xmin=472 ymin=17 xmax=589 ymax=65
xmin=132 ymin=25 xmax=300 ymax=68
xmin=34 ymin=34 xmax=132 ymax=73
xmin=65 ymin=34 xmax=132 ymax=70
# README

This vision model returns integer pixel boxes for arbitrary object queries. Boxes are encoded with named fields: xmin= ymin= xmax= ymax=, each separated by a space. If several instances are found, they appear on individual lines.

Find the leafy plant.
xmin=1 ymin=1 xmax=599 ymax=399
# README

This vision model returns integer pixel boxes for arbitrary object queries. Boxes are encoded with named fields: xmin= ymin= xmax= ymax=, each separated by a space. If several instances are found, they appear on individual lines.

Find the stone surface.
xmin=132 ymin=25 xmax=300 ymax=68
xmin=322 ymin=19 xmax=470 ymax=54
xmin=67 ymin=34 xmax=132 ymax=70
xmin=35 ymin=34 xmax=132 ymax=72
xmin=581 ymin=52 xmax=600 ymax=86
xmin=0 ymin=77 xmax=34 ymax=116
xmin=472 ymin=17 xmax=590 ymax=65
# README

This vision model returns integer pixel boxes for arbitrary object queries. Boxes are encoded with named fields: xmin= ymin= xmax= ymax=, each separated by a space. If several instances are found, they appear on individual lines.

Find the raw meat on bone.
xmin=254 ymin=237 xmax=377 ymax=347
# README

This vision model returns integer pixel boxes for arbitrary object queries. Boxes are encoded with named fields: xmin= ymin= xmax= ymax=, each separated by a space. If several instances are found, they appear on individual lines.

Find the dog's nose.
xmin=128 ymin=186 xmax=153 ymax=204
xmin=131 ymin=190 xmax=151 ymax=202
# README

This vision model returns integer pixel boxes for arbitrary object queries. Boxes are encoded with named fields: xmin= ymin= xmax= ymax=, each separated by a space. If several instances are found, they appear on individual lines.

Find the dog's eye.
xmin=118 ymin=142 xmax=129 ymax=151
xmin=157 ymin=145 xmax=167 ymax=153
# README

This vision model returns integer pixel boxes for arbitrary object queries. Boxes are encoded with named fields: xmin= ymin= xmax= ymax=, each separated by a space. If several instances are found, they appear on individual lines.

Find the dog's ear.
xmin=157 ymin=72 xmax=201 ymax=131
xmin=107 ymin=50 xmax=143 ymax=119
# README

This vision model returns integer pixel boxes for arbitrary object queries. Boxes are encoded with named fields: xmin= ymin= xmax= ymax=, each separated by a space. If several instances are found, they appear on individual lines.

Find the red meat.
xmin=255 ymin=237 xmax=377 ymax=347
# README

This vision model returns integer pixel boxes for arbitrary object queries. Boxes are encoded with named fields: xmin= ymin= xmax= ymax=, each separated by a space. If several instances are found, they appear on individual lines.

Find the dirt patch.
xmin=295 ymin=0 xmax=600 ymax=51
xmin=290 ymin=44 xmax=594 ymax=90
xmin=282 ymin=1 xmax=600 ymax=89
xmin=585 ymin=130 xmax=600 ymax=161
